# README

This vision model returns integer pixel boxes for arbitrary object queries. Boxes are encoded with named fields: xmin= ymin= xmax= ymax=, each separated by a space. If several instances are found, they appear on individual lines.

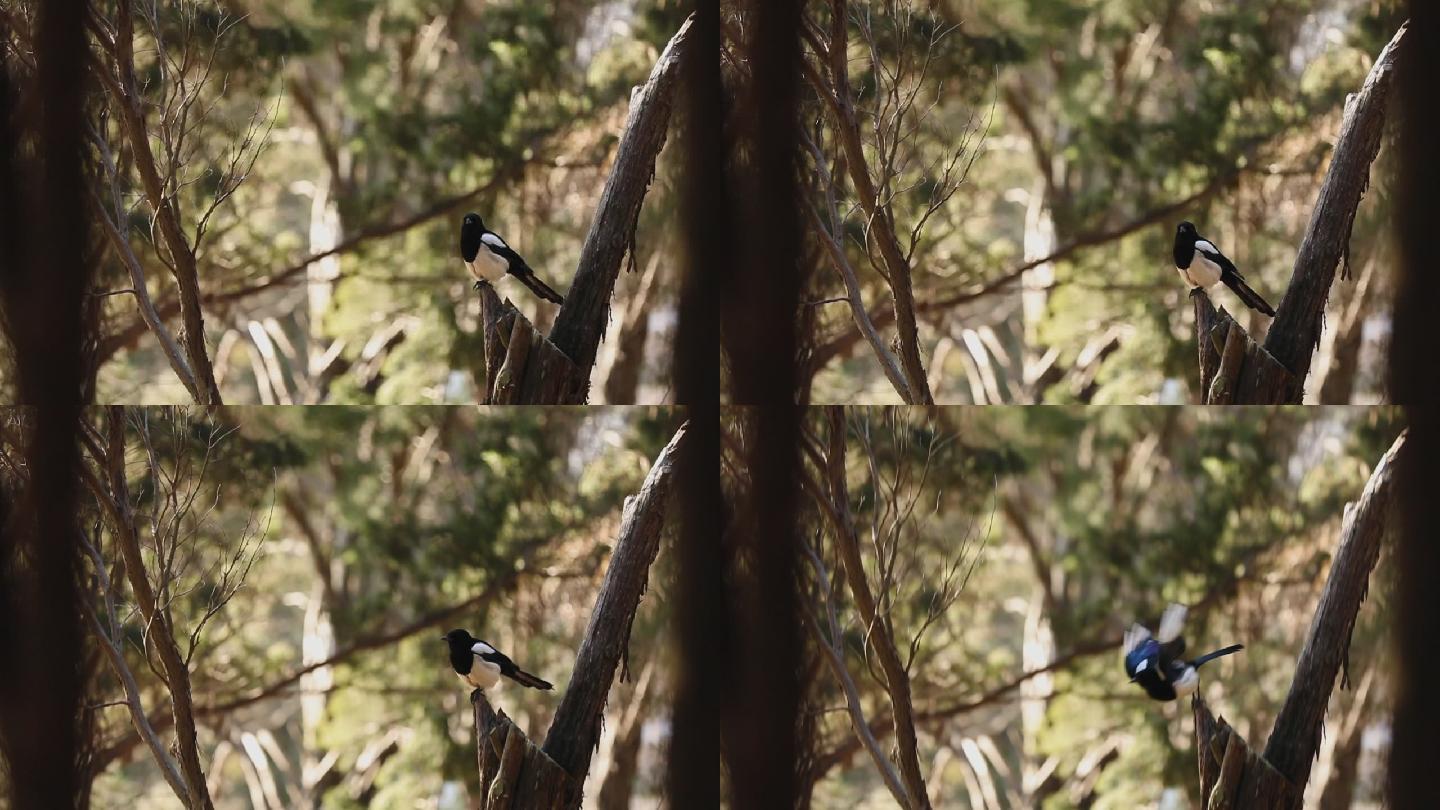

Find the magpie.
xmin=460 ymin=213 xmax=565 ymax=305
xmin=1123 ymin=603 xmax=1243 ymax=701
xmin=442 ymin=629 xmax=553 ymax=692
xmin=1173 ymin=221 xmax=1276 ymax=316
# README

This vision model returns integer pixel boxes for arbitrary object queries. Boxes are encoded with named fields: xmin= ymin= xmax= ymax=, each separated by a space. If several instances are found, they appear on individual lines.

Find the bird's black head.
xmin=463 ymin=212 xmax=483 ymax=230
xmin=1177 ymin=221 xmax=1196 ymax=234
xmin=442 ymin=629 xmax=475 ymax=649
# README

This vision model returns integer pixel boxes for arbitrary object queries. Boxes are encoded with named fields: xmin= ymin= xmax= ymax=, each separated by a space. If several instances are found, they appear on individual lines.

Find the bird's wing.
xmin=1122 ymin=623 xmax=1152 ymax=657
xmin=1157 ymin=603 xmax=1188 ymax=643
xmin=481 ymin=232 xmax=509 ymax=250
xmin=471 ymin=641 xmax=497 ymax=656
xmin=1195 ymin=240 xmax=1245 ymax=279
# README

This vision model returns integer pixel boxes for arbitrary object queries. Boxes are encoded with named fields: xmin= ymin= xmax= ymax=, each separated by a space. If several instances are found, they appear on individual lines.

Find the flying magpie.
xmin=1123 ymin=603 xmax=1243 ymax=701
xmin=1173 ymin=221 xmax=1276 ymax=316
xmin=460 ymin=213 xmax=566 ymax=305
xmin=442 ymin=629 xmax=553 ymax=692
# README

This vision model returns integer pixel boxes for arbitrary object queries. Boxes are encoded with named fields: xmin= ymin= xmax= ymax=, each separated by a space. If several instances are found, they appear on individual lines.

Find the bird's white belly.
xmin=466 ymin=248 xmax=508 ymax=284
xmin=1173 ymin=666 xmax=1199 ymax=695
xmin=462 ymin=658 xmax=501 ymax=689
xmin=1179 ymin=254 xmax=1222 ymax=288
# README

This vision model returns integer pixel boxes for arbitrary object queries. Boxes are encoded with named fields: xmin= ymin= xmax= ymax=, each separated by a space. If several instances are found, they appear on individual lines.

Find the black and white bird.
xmin=1173 ymin=221 xmax=1276 ymax=316
xmin=442 ymin=629 xmax=553 ymax=692
xmin=460 ymin=213 xmax=565 ymax=305
xmin=1123 ymin=603 xmax=1244 ymax=702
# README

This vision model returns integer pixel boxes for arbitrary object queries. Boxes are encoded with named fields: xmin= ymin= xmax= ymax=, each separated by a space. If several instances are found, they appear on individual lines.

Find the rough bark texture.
xmin=1260 ymin=24 xmax=1406 ymax=397
xmin=1262 ymin=432 xmax=1403 ymax=799
xmin=1191 ymin=290 xmax=1295 ymax=404
xmin=822 ymin=407 xmax=932 ymax=809
xmin=540 ymin=424 xmax=685 ymax=807
xmin=476 ymin=285 xmax=582 ymax=404
xmin=1193 ymin=696 xmax=1301 ymax=809
xmin=473 ymin=691 xmax=571 ymax=810
xmin=545 ymin=16 xmax=692 ymax=403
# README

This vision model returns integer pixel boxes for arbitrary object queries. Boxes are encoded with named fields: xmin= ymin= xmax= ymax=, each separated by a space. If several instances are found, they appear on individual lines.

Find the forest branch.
xmin=816 ymin=407 xmax=932 ymax=808
xmin=97 ymin=407 xmax=215 ymax=809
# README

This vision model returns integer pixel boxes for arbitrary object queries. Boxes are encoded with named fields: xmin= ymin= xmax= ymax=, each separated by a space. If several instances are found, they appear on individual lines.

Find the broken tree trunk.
xmin=472 ymin=691 xmax=572 ymax=810
xmin=540 ymin=423 xmax=686 ymax=807
xmin=1189 ymin=24 xmax=1406 ymax=404
xmin=474 ymin=16 xmax=692 ymax=404
xmin=1190 ymin=433 xmax=1404 ymax=809
xmin=477 ymin=285 xmax=581 ymax=404
xmin=1191 ymin=290 xmax=1295 ymax=404
xmin=1193 ymin=696 xmax=1301 ymax=808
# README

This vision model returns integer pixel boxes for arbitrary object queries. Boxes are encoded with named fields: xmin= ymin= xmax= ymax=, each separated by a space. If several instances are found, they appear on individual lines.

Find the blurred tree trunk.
xmin=600 ymin=252 xmax=661 ymax=404
xmin=1315 ymin=668 xmax=1375 ymax=810
xmin=1385 ymin=2 xmax=1440 ymax=806
xmin=596 ymin=658 xmax=657 ymax=810
xmin=1315 ymin=254 xmax=1378 ymax=404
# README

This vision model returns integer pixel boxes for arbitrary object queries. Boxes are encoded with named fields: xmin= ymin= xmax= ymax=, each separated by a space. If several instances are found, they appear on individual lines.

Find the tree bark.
xmin=475 ymin=284 xmax=583 ymax=404
xmin=540 ymin=424 xmax=686 ymax=806
xmin=820 ymin=407 xmax=932 ymax=809
xmin=545 ymin=16 xmax=693 ymax=403
xmin=1261 ymin=24 xmax=1406 ymax=397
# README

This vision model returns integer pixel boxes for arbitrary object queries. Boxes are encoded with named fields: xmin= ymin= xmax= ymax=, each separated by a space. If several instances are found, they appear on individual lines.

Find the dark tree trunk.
xmin=0 ymin=0 xmax=94 ymax=805
xmin=1385 ymin=2 xmax=1440 ymax=807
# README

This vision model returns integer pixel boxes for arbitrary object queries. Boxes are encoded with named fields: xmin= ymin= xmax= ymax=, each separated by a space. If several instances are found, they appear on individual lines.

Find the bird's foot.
xmin=470 ymin=687 xmax=483 ymax=703
xmin=472 ymin=280 xmax=484 ymax=293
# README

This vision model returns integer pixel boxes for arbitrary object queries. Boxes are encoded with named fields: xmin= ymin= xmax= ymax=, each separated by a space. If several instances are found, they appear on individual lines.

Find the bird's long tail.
xmin=512 ymin=267 xmax=566 ymax=305
xmin=507 ymin=668 xmax=553 ymax=690
xmin=1223 ymin=276 xmax=1276 ymax=317
xmin=1192 ymin=644 xmax=1244 ymax=669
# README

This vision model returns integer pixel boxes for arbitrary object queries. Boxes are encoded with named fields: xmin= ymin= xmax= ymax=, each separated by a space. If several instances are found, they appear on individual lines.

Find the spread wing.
xmin=1157 ymin=603 xmax=1188 ymax=643
xmin=1123 ymin=623 xmax=1152 ymax=658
